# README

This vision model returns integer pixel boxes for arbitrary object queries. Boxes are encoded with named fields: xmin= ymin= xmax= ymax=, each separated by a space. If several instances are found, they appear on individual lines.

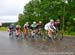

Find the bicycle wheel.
xmin=9 ymin=32 xmax=12 ymax=36
xmin=9 ymin=31 xmax=14 ymax=39
xmin=56 ymin=32 xmax=63 ymax=40
xmin=11 ymin=31 xmax=14 ymax=38
xmin=42 ymin=32 xmax=48 ymax=40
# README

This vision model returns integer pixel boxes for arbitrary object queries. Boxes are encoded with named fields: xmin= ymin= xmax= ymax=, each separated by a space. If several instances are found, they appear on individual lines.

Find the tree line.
xmin=18 ymin=0 xmax=75 ymax=32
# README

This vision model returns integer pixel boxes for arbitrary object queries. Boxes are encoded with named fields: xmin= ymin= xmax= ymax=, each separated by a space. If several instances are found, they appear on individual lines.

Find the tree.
xmin=19 ymin=0 xmax=75 ymax=31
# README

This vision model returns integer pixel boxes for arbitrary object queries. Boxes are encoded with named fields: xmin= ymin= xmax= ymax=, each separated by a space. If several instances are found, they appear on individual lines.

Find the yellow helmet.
xmin=39 ymin=21 xmax=42 ymax=23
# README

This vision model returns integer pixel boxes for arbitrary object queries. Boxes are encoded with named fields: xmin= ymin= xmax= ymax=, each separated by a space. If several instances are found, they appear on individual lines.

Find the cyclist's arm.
xmin=53 ymin=26 xmax=56 ymax=30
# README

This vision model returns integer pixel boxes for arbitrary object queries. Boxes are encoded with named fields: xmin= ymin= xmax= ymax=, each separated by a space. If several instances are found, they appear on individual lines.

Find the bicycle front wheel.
xmin=56 ymin=32 xmax=63 ymax=40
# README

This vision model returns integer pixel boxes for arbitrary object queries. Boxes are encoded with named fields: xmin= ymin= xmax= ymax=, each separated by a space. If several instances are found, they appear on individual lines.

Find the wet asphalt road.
xmin=0 ymin=31 xmax=75 ymax=55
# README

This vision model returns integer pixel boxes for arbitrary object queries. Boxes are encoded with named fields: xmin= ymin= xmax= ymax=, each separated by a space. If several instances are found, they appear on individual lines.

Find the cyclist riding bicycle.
xmin=23 ymin=22 xmax=29 ymax=38
xmin=44 ymin=19 xmax=56 ymax=39
xmin=30 ymin=21 xmax=38 ymax=38
xmin=37 ymin=21 xmax=42 ymax=29
xmin=8 ymin=24 xmax=16 ymax=31
xmin=15 ymin=24 xmax=21 ymax=38
xmin=37 ymin=21 xmax=43 ymax=34
xmin=8 ymin=24 xmax=16 ymax=36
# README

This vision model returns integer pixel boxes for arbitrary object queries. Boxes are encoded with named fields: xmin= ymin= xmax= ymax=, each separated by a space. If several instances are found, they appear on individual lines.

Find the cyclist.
xmin=30 ymin=21 xmax=38 ymax=38
xmin=8 ymin=24 xmax=15 ymax=31
xmin=37 ymin=21 xmax=43 ymax=34
xmin=8 ymin=24 xmax=16 ymax=36
xmin=37 ymin=21 xmax=42 ymax=29
xmin=23 ymin=22 xmax=29 ymax=38
xmin=54 ymin=19 xmax=63 ymax=40
xmin=54 ymin=19 xmax=60 ymax=30
xmin=15 ymin=24 xmax=21 ymax=38
xmin=44 ymin=19 xmax=56 ymax=40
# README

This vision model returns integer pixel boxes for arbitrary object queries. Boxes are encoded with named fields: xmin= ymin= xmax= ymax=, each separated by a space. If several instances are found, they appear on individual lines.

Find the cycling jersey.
xmin=54 ymin=21 xmax=60 ymax=30
xmin=8 ymin=25 xmax=16 ymax=30
xmin=30 ymin=24 xmax=37 ymax=30
xmin=44 ymin=22 xmax=56 ymax=32
xmin=54 ymin=21 xmax=60 ymax=27
xmin=37 ymin=23 xmax=42 ymax=29
xmin=24 ymin=24 xmax=29 ymax=29
xmin=23 ymin=24 xmax=29 ymax=35
xmin=16 ymin=25 xmax=21 ymax=31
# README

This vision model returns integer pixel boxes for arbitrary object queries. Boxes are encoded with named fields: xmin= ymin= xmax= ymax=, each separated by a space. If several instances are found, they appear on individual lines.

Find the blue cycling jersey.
xmin=9 ymin=25 xmax=16 ymax=29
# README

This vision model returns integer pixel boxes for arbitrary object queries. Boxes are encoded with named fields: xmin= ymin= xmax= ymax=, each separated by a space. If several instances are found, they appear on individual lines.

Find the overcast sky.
xmin=0 ymin=0 xmax=30 ymax=23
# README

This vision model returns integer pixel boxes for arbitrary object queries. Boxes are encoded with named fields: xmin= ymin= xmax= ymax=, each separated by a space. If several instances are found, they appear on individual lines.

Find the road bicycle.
xmin=41 ymin=28 xmax=63 ymax=42
xmin=8 ymin=29 xmax=15 ymax=38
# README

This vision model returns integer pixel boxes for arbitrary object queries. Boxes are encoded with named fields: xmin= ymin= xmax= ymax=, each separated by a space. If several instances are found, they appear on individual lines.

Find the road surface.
xmin=0 ymin=31 xmax=75 ymax=55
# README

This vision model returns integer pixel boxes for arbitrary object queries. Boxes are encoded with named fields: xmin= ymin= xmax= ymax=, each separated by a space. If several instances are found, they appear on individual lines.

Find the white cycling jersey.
xmin=44 ymin=22 xmax=56 ymax=32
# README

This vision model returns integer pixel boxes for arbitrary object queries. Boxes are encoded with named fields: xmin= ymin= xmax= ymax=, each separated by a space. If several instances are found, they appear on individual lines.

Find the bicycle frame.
xmin=49 ymin=30 xmax=63 ymax=41
xmin=30 ymin=29 xmax=39 ymax=38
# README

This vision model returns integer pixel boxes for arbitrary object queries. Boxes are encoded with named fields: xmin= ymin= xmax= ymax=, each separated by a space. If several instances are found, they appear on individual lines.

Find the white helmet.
xmin=16 ymin=25 xmax=21 ymax=28
xmin=56 ymin=19 xmax=60 ymax=22
xmin=50 ymin=19 xmax=54 ymax=22
xmin=26 ymin=22 xmax=29 ymax=24
xmin=11 ymin=24 xmax=14 ymax=25
xmin=33 ymin=21 xmax=36 ymax=24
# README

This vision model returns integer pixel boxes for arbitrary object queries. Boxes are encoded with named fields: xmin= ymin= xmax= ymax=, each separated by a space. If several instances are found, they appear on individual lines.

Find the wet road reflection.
xmin=0 ymin=31 xmax=75 ymax=55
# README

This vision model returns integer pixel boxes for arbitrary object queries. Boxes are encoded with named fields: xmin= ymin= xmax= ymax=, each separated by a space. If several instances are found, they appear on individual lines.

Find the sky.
xmin=0 ymin=0 xmax=30 ymax=23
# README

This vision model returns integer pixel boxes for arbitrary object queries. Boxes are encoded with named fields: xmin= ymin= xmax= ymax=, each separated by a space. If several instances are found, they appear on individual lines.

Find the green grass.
xmin=0 ymin=27 xmax=8 ymax=31
xmin=63 ymin=31 xmax=75 ymax=37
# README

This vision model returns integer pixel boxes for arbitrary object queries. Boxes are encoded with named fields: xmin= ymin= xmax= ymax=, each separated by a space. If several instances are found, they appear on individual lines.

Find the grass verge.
xmin=63 ymin=31 xmax=75 ymax=37
xmin=0 ymin=27 xmax=8 ymax=31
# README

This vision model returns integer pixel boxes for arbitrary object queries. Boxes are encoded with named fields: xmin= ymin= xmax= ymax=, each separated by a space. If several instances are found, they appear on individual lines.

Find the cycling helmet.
xmin=39 ymin=21 xmax=42 ymax=23
xmin=56 ymin=19 xmax=60 ymax=22
xmin=16 ymin=25 xmax=21 ymax=28
xmin=26 ymin=22 xmax=29 ymax=24
xmin=33 ymin=21 xmax=36 ymax=24
xmin=50 ymin=19 xmax=54 ymax=22
xmin=11 ymin=24 xmax=14 ymax=26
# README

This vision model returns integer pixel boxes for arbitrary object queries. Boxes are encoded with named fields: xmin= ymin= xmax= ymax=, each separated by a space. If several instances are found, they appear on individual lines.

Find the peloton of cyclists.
xmin=8 ymin=19 xmax=60 ymax=40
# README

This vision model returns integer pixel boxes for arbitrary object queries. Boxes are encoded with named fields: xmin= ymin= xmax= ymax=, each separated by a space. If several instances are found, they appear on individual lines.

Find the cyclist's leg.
xmin=48 ymin=29 xmax=54 ymax=41
xmin=48 ymin=30 xmax=52 ymax=36
xmin=9 ymin=29 xmax=12 ymax=36
xmin=24 ymin=29 xmax=28 ymax=38
xmin=15 ymin=30 xmax=19 ymax=38
xmin=31 ymin=29 xmax=35 ymax=38
xmin=35 ymin=29 xmax=39 ymax=38
xmin=15 ymin=28 xmax=20 ymax=38
xmin=11 ymin=30 xmax=14 ymax=38
xmin=38 ymin=28 xmax=42 ymax=38
xmin=9 ymin=31 xmax=11 ymax=36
